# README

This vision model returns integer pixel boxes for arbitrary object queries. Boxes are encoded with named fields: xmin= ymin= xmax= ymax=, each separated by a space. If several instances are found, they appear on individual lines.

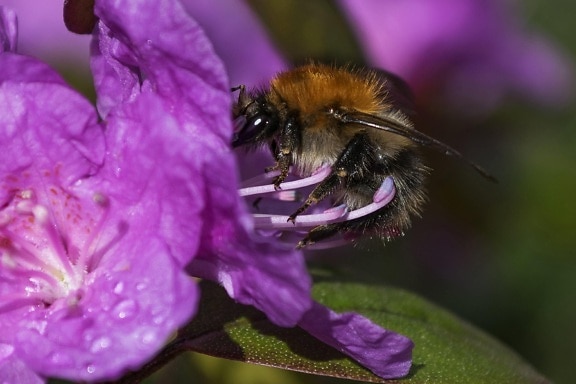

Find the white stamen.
xmin=239 ymin=164 xmax=397 ymax=249
xmin=239 ymin=165 xmax=332 ymax=197
xmin=19 ymin=189 xmax=34 ymax=199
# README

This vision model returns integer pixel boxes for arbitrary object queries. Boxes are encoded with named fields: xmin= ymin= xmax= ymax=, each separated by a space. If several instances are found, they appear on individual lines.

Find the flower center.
xmin=0 ymin=181 xmax=108 ymax=311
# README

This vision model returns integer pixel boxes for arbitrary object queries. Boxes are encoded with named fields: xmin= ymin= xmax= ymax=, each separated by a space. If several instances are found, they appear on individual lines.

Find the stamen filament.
xmin=252 ymin=178 xmax=395 ymax=230
xmin=239 ymin=162 xmax=397 ymax=249
xmin=0 ymin=295 xmax=46 ymax=313
xmin=239 ymin=165 xmax=332 ymax=197
xmin=253 ymin=204 xmax=348 ymax=229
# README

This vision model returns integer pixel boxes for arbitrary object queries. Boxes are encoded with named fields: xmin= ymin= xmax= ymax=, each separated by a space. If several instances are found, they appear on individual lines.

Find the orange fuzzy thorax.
xmin=269 ymin=63 xmax=387 ymax=117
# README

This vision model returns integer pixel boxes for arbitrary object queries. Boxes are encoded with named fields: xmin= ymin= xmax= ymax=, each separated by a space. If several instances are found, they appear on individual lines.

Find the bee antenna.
xmin=428 ymin=141 xmax=498 ymax=183
xmin=332 ymin=110 xmax=498 ymax=183
xmin=231 ymin=84 xmax=256 ymax=117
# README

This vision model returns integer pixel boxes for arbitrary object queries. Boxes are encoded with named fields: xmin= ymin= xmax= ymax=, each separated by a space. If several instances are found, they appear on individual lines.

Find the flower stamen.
xmin=239 ymin=165 xmax=332 ymax=197
xmin=239 ymin=166 xmax=396 ymax=248
xmin=0 ymin=183 xmax=115 ymax=311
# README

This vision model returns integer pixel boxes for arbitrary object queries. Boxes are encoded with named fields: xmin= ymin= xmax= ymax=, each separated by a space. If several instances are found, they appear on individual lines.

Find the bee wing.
xmin=333 ymin=110 xmax=497 ymax=183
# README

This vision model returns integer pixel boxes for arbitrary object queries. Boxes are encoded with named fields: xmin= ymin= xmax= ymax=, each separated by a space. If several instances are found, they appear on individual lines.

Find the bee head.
xmin=232 ymin=86 xmax=278 ymax=148
xmin=232 ymin=113 xmax=273 ymax=147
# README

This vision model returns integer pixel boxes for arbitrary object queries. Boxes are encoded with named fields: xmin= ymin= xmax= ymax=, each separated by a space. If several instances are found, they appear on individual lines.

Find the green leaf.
xmin=311 ymin=281 xmax=550 ymax=383
xmin=129 ymin=280 xmax=549 ymax=384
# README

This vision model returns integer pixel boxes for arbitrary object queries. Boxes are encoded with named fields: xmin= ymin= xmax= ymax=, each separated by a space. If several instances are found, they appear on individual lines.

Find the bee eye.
xmin=232 ymin=114 xmax=269 ymax=147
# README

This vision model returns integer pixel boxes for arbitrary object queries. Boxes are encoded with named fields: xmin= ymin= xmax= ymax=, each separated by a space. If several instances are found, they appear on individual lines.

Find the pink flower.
xmin=339 ymin=0 xmax=572 ymax=114
xmin=1 ymin=1 xmax=414 ymax=381
xmin=0 ymin=0 xmax=231 ymax=380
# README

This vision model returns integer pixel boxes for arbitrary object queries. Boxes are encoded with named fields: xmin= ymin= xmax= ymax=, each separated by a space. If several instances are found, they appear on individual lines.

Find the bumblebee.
xmin=233 ymin=63 xmax=494 ymax=248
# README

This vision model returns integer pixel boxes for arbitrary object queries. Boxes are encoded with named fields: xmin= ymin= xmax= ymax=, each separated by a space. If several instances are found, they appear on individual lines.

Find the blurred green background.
xmin=145 ymin=1 xmax=576 ymax=383
xmin=36 ymin=0 xmax=573 ymax=383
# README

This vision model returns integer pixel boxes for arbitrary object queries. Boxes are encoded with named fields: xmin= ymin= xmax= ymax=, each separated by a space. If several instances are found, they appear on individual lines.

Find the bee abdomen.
xmin=335 ymin=147 xmax=428 ymax=238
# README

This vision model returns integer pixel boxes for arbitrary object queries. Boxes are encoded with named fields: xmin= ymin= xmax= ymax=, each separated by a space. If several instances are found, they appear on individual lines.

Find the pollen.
xmin=19 ymin=189 xmax=34 ymax=199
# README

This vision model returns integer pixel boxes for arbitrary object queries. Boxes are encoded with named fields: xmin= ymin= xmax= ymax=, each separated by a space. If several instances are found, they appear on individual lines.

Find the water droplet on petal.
xmin=113 ymin=281 xmax=124 ymax=294
xmin=140 ymin=329 xmax=157 ymax=345
xmin=48 ymin=351 xmax=73 ymax=366
xmin=135 ymin=282 xmax=147 ymax=291
xmin=0 ymin=344 xmax=14 ymax=359
xmin=86 ymin=364 xmax=96 ymax=374
xmin=113 ymin=299 xmax=137 ymax=320
xmin=90 ymin=336 xmax=111 ymax=353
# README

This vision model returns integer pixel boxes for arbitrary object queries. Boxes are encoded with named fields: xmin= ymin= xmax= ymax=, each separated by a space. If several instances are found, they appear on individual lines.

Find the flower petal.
xmin=182 ymin=0 xmax=287 ymax=87
xmin=0 ymin=53 xmax=104 ymax=203
xmin=11 ymin=239 xmax=197 ymax=382
xmin=92 ymin=0 xmax=230 ymax=142
xmin=0 ymin=7 xmax=17 ymax=52
xmin=339 ymin=0 xmax=572 ymax=110
xmin=92 ymin=0 xmax=236 ymax=267
xmin=188 ymin=158 xmax=313 ymax=327
xmin=1 ymin=1 xmax=90 ymax=65
xmin=0 ymin=344 xmax=44 ymax=384
xmin=0 ymin=1 xmax=219 ymax=380
xmin=91 ymin=0 xmax=312 ymax=328
xmin=299 ymin=302 xmax=413 ymax=379
xmin=0 ymin=53 xmax=199 ymax=381
xmin=95 ymin=91 xmax=210 ymax=267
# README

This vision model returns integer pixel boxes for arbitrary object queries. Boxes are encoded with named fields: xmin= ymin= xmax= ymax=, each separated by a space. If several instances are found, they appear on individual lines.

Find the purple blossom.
xmin=182 ymin=0 xmax=287 ymax=87
xmin=300 ymin=303 xmax=413 ymax=378
xmin=339 ymin=0 xmax=572 ymax=114
xmin=0 ymin=0 xmax=229 ymax=380
xmin=1 ymin=0 xmax=414 ymax=381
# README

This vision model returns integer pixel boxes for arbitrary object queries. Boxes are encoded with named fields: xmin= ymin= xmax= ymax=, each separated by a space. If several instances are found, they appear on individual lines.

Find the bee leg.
xmin=297 ymin=224 xmax=341 ymax=248
xmin=265 ymin=154 xmax=291 ymax=190
xmin=289 ymin=132 xmax=372 ymax=223
xmin=266 ymin=113 xmax=301 ymax=189
xmin=287 ymin=173 xmax=341 ymax=223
